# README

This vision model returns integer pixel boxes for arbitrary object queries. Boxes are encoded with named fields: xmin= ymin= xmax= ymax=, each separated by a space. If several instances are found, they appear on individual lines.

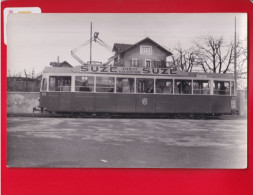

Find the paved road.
xmin=7 ymin=117 xmax=247 ymax=168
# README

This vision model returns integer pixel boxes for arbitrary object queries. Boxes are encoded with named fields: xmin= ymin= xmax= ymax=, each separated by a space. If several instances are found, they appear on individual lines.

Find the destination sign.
xmin=80 ymin=65 xmax=177 ymax=75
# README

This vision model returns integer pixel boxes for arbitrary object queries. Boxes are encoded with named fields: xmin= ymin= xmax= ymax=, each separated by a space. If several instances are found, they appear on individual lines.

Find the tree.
xmin=193 ymin=35 xmax=247 ymax=89
xmin=170 ymin=44 xmax=197 ymax=72
xmin=234 ymin=39 xmax=247 ymax=89
xmin=193 ymin=35 xmax=236 ymax=74
xmin=234 ymin=39 xmax=247 ymax=79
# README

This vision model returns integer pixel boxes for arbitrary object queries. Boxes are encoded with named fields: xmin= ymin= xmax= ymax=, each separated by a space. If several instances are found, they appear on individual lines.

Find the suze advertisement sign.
xmin=80 ymin=65 xmax=177 ymax=75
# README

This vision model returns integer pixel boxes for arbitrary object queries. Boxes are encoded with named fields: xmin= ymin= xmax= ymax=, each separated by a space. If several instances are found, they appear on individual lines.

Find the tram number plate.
xmin=42 ymin=92 xmax=47 ymax=96
xmin=142 ymin=98 xmax=148 ymax=105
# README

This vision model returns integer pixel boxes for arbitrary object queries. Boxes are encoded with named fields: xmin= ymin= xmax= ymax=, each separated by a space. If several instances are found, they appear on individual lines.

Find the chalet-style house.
xmin=50 ymin=60 xmax=73 ymax=68
xmin=112 ymin=37 xmax=172 ymax=68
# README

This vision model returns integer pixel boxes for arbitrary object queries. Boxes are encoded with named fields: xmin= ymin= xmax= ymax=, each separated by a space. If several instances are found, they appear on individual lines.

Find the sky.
xmin=7 ymin=13 xmax=247 ymax=76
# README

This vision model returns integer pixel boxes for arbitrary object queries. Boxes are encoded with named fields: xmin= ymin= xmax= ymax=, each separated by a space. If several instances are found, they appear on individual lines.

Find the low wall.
xmin=237 ymin=90 xmax=247 ymax=116
xmin=7 ymin=92 xmax=40 ymax=114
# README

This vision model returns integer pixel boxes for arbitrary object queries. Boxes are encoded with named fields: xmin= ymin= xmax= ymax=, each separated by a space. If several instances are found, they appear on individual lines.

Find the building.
xmin=50 ymin=60 xmax=73 ymax=68
xmin=112 ymin=37 xmax=172 ymax=68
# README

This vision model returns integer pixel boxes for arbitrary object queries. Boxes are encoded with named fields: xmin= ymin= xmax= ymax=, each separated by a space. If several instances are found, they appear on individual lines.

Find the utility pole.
xmin=234 ymin=17 xmax=237 ymax=92
xmin=234 ymin=17 xmax=240 ymax=115
xmin=90 ymin=22 xmax=92 ymax=64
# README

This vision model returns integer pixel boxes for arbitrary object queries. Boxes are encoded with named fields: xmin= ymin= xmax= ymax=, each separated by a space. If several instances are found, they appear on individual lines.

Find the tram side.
xmin=39 ymin=93 xmax=233 ymax=115
xmin=39 ymin=71 xmax=236 ymax=115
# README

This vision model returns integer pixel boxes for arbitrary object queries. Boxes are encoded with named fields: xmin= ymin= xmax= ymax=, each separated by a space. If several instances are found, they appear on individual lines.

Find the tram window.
xmin=41 ymin=78 xmax=47 ymax=91
xmin=193 ymin=80 xmax=210 ymax=95
xmin=136 ymin=78 xmax=154 ymax=93
xmin=156 ymin=79 xmax=173 ymax=94
xmin=231 ymin=81 xmax=235 ymax=95
xmin=174 ymin=80 xmax=192 ymax=94
xmin=49 ymin=76 xmax=71 ymax=91
xmin=96 ymin=77 xmax=115 ymax=93
xmin=116 ymin=78 xmax=135 ymax=93
xmin=213 ymin=81 xmax=230 ymax=95
xmin=75 ymin=76 xmax=94 ymax=92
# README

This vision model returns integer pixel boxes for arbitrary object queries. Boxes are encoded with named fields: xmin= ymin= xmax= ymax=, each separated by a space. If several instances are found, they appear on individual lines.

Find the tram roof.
xmin=42 ymin=66 xmax=234 ymax=79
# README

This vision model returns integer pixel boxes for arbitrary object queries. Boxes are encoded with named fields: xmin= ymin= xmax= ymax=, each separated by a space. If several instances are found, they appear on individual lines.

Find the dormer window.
xmin=140 ymin=45 xmax=152 ymax=55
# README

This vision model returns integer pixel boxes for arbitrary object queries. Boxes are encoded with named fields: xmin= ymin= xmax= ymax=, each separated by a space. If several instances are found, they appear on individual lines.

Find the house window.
xmin=140 ymin=45 xmax=152 ymax=55
xmin=145 ymin=59 xmax=151 ymax=68
xmin=153 ymin=60 xmax=161 ymax=68
xmin=161 ymin=60 xmax=166 ymax=67
xmin=131 ymin=59 xmax=139 ymax=67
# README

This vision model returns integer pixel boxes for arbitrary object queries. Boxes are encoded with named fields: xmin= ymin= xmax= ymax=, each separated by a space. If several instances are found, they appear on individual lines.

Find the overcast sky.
xmin=7 ymin=13 xmax=247 ymax=75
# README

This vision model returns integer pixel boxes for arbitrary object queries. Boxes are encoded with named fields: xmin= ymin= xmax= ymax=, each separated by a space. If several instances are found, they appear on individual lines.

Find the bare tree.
xmin=8 ymin=70 xmax=11 ymax=77
xmin=193 ymin=35 xmax=247 ymax=89
xmin=170 ymin=44 xmax=197 ymax=72
xmin=24 ymin=69 xmax=29 ymax=91
xmin=7 ymin=70 xmax=20 ymax=78
xmin=234 ymin=39 xmax=247 ymax=89
xmin=17 ymin=72 xmax=22 ymax=77
xmin=193 ymin=35 xmax=236 ymax=74
xmin=234 ymin=39 xmax=247 ymax=79
xmin=31 ymin=68 xmax=35 ymax=79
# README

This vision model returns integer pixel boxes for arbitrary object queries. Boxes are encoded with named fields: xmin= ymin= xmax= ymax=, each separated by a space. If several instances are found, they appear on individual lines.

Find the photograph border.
xmin=1 ymin=0 xmax=252 ymax=194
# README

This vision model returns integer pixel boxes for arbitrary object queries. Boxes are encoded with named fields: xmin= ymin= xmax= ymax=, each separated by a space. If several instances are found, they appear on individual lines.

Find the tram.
xmin=38 ymin=65 xmax=236 ymax=116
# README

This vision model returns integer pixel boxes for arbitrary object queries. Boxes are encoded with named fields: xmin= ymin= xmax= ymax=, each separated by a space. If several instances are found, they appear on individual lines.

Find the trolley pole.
xmin=234 ymin=17 xmax=237 ymax=92
xmin=234 ymin=17 xmax=239 ymax=115
xmin=90 ymin=22 xmax=92 ymax=64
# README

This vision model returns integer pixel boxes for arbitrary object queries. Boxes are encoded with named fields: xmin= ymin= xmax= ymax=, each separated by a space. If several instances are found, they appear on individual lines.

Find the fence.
xmin=7 ymin=77 xmax=41 ymax=92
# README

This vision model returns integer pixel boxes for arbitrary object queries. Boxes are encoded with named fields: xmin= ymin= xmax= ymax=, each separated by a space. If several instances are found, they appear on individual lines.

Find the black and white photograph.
xmin=6 ymin=13 xmax=247 ymax=168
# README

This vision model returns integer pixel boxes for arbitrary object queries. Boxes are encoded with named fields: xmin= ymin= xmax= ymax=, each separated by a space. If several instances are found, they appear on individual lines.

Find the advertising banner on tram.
xmin=80 ymin=65 xmax=177 ymax=76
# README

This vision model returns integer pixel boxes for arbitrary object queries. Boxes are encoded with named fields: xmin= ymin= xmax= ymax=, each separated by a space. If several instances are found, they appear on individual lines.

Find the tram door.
xmin=48 ymin=76 xmax=72 ymax=112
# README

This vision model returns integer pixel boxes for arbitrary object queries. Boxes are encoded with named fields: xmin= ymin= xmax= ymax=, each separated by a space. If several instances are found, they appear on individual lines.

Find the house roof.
xmin=112 ymin=43 xmax=133 ymax=53
xmin=113 ymin=37 xmax=173 ymax=56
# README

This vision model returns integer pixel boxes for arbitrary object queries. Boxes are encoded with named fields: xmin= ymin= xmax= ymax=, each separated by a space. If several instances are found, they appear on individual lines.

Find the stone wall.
xmin=237 ymin=90 xmax=247 ymax=116
xmin=7 ymin=92 xmax=40 ymax=114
